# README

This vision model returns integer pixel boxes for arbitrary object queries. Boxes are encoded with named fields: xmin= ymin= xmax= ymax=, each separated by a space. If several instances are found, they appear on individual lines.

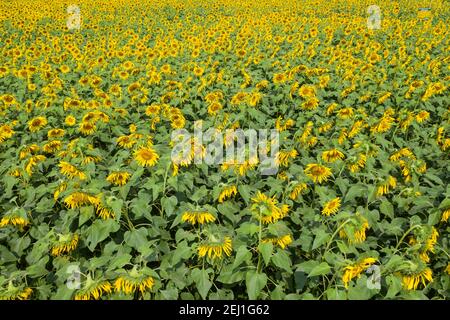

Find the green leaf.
xmin=271 ymin=250 xmax=292 ymax=273
xmin=191 ymin=268 xmax=212 ymax=300
xmin=245 ymin=271 xmax=267 ymax=300
xmin=172 ymin=241 xmax=192 ymax=265
xmin=345 ymin=184 xmax=367 ymax=202
xmin=296 ymin=260 xmax=319 ymax=273
xmin=308 ymin=262 xmax=331 ymax=277
xmin=161 ymin=195 xmax=178 ymax=216
xmin=380 ymin=200 xmax=394 ymax=219
xmin=107 ymin=254 xmax=132 ymax=271
xmin=326 ymin=288 xmax=347 ymax=300
xmin=258 ymin=242 xmax=273 ymax=267
xmin=312 ymin=229 xmax=330 ymax=250
xmin=232 ymin=245 xmax=251 ymax=269
xmin=79 ymin=206 xmax=94 ymax=226
xmin=124 ymin=227 xmax=149 ymax=252
xmin=160 ymin=287 xmax=179 ymax=300
xmin=85 ymin=219 xmax=120 ymax=252
xmin=385 ymin=274 xmax=402 ymax=299
xmin=238 ymin=184 xmax=251 ymax=204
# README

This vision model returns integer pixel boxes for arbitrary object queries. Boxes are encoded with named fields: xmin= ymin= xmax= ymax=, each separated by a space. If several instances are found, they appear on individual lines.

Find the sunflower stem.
xmin=394 ymin=224 xmax=421 ymax=251
xmin=324 ymin=218 xmax=352 ymax=254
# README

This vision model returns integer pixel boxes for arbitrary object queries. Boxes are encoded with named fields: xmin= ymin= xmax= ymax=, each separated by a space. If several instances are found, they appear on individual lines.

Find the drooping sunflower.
xmin=95 ymin=204 xmax=115 ymax=219
xmin=441 ymin=208 xmax=450 ymax=222
xmin=106 ymin=171 xmax=131 ymax=186
xmin=181 ymin=211 xmax=216 ymax=225
xmin=322 ymin=149 xmax=345 ymax=163
xmin=0 ymin=287 xmax=33 ymax=300
xmin=114 ymin=269 xmax=155 ymax=295
xmin=304 ymin=163 xmax=332 ymax=184
xmin=134 ymin=146 xmax=159 ymax=167
xmin=0 ymin=214 xmax=30 ymax=230
xmin=339 ymin=214 xmax=370 ymax=244
xmin=58 ymin=161 xmax=86 ymax=180
xmin=218 ymin=185 xmax=238 ymax=203
xmin=43 ymin=140 xmax=62 ymax=154
xmin=51 ymin=233 xmax=79 ymax=256
xmin=198 ymin=235 xmax=232 ymax=260
xmin=342 ymin=258 xmax=377 ymax=288
xmin=250 ymin=191 xmax=288 ymax=224
xmin=64 ymin=192 xmax=99 ymax=209
xmin=74 ymin=279 xmax=112 ymax=300
xmin=25 ymin=155 xmax=46 ymax=175
xmin=401 ymin=267 xmax=433 ymax=291
xmin=376 ymin=176 xmax=397 ymax=197
xmin=261 ymin=234 xmax=293 ymax=249
xmin=289 ymin=182 xmax=308 ymax=200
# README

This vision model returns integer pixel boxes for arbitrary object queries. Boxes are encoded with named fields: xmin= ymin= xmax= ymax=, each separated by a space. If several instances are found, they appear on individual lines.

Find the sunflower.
xmin=0 ymin=124 xmax=15 ymax=142
xmin=116 ymin=134 xmax=137 ymax=149
xmin=445 ymin=264 xmax=450 ymax=275
xmin=198 ymin=235 xmax=232 ymax=259
xmin=208 ymin=102 xmax=223 ymax=115
xmin=347 ymin=154 xmax=367 ymax=173
xmin=106 ymin=171 xmax=131 ymax=186
xmin=75 ymin=281 xmax=112 ymax=300
xmin=47 ymin=128 xmax=65 ymax=138
xmin=275 ymin=149 xmax=298 ymax=167
xmin=134 ymin=146 xmax=159 ymax=167
xmin=114 ymin=271 xmax=155 ymax=295
xmin=261 ymin=234 xmax=293 ymax=249
xmin=415 ymin=110 xmax=430 ymax=123
xmin=273 ymin=73 xmax=287 ymax=84
xmin=42 ymin=140 xmax=62 ymax=153
xmin=58 ymin=161 xmax=86 ymax=180
xmin=250 ymin=191 xmax=288 ymax=224
xmin=65 ymin=115 xmax=76 ymax=126
xmin=337 ymin=107 xmax=354 ymax=119
xmin=95 ymin=204 xmax=115 ymax=219
xmin=289 ymin=182 xmax=308 ymax=200
xmin=0 ymin=215 xmax=30 ymax=229
xmin=218 ymin=185 xmax=238 ymax=203
xmin=342 ymin=258 xmax=377 ymax=288
xmin=25 ymin=155 xmax=46 ymax=175
xmin=298 ymin=84 xmax=316 ymax=98
xmin=322 ymin=197 xmax=341 ymax=216
xmin=0 ymin=287 xmax=33 ymax=300
xmin=53 ymin=182 xmax=67 ymax=201
xmin=51 ymin=233 xmax=79 ymax=256
xmin=193 ymin=66 xmax=204 ymax=77
xmin=441 ymin=208 xmax=450 ymax=222
xmin=304 ymin=163 xmax=332 ymax=184
xmin=339 ymin=215 xmax=370 ymax=244
xmin=145 ymin=104 xmax=161 ymax=116
xmin=402 ymin=267 xmax=433 ymax=290
xmin=301 ymin=97 xmax=319 ymax=110
xmin=28 ymin=116 xmax=47 ymax=132
xmin=64 ymin=192 xmax=99 ymax=209
xmin=321 ymin=149 xmax=345 ymax=163
xmin=410 ymin=227 xmax=439 ymax=263
xmin=376 ymin=176 xmax=397 ymax=197
xmin=79 ymin=121 xmax=96 ymax=135
xmin=181 ymin=211 xmax=216 ymax=225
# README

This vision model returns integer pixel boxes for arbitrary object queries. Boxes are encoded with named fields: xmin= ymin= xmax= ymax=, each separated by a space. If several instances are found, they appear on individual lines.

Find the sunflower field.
xmin=0 ymin=0 xmax=449 ymax=300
